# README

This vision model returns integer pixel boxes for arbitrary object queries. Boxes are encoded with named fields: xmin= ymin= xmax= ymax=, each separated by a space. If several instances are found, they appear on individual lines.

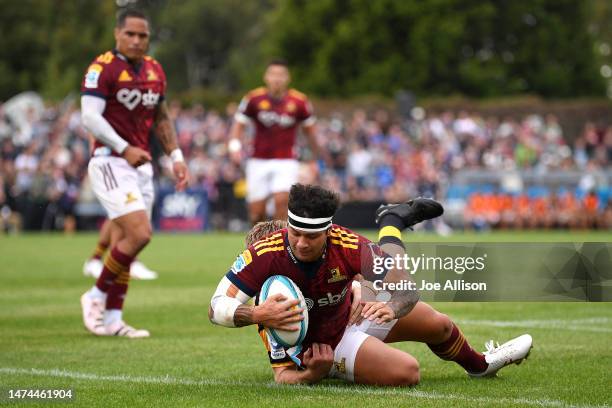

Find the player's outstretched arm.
xmin=272 ymin=343 xmax=333 ymax=384
xmin=209 ymin=278 xmax=303 ymax=329
xmin=153 ymin=101 xmax=188 ymax=191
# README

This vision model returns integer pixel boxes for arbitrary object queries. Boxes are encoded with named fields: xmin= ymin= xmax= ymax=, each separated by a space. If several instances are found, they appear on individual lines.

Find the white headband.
xmin=287 ymin=210 xmax=333 ymax=232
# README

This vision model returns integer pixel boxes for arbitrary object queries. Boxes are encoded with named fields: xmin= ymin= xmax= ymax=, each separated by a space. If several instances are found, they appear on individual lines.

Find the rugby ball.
xmin=259 ymin=275 xmax=309 ymax=348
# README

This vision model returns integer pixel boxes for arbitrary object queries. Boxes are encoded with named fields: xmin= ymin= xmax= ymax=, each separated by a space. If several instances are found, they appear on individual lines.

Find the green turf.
xmin=0 ymin=232 xmax=611 ymax=407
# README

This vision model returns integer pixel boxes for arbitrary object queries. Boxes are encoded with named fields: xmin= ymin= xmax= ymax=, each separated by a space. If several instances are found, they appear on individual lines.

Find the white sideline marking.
xmin=455 ymin=318 xmax=612 ymax=333
xmin=0 ymin=367 xmax=607 ymax=408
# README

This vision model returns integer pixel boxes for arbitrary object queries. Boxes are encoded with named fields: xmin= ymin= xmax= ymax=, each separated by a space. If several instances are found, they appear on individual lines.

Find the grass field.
xmin=1 ymin=231 xmax=611 ymax=407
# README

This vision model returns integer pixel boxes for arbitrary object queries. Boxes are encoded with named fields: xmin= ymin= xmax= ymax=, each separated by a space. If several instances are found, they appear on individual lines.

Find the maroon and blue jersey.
xmin=81 ymin=49 xmax=166 ymax=154
xmin=224 ymin=225 xmax=386 ymax=368
xmin=235 ymin=87 xmax=314 ymax=159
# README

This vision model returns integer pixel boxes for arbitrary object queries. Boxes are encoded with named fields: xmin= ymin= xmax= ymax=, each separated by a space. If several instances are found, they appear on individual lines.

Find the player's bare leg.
xmin=375 ymin=198 xmax=532 ymax=377
xmin=353 ymin=336 xmax=419 ymax=386
xmin=272 ymin=191 xmax=289 ymax=220
xmin=384 ymin=302 xmax=452 ymax=344
xmin=248 ymin=199 xmax=267 ymax=224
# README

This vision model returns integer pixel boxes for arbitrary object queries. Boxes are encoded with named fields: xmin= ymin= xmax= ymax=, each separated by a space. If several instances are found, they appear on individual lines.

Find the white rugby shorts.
xmin=88 ymin=156 xmax=154 ymax=220
xmin=245 ymin=158 xmax=299 ymax=203
xmin=328 ymin=318 xmax=398 ymax=382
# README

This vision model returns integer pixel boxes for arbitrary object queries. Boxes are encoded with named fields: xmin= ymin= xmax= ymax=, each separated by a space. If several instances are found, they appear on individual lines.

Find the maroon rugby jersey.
xmin=81 ymin=49 xmax=166 ymax=154
xmin=235 ymin=87 xmax=314 ymax=159
xmin=224 ymin=225 xmax=387 ymax=368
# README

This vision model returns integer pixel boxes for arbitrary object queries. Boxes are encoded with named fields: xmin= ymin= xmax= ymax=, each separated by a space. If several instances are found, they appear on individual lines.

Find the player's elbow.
xmin=207 ymin=305 xmax=215 ymax=324
xmin=81 ymin=110 xmax=97 ymax=132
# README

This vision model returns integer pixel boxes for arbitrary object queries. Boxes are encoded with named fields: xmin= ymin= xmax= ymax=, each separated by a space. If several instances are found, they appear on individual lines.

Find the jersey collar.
xmin=284 ymin=232 xmax=327 ymax=277
xmin=113 ymin=49 xmax=143 ymax=73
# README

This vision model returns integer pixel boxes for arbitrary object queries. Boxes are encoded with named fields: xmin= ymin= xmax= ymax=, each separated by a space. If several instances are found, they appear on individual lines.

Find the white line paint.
xmin=455 ymin=318 xmax=612 ymax=333
xmin=1 ymin=367 xmax=608 ymax=408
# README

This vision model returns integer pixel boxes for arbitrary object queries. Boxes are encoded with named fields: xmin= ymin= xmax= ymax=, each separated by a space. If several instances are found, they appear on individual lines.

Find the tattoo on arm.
xmin=154 ymin=101 xmax=178 ymax=155
xmin=380 ymin=241 xmax=419 ymax=318
xmin=233 ymin=304 xmax=255 ymax=327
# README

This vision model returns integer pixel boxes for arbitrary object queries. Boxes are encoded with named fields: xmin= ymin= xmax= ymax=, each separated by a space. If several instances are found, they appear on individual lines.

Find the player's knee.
xmin=386 ymin=356 xmax=419 ymax=386
xmin=435 ymin=313 xmax=453 ymax=342
xmin=128 ymin=225 xmax=152 ymax=248
xmin=397 ymin=357 xmax=420 ymax=386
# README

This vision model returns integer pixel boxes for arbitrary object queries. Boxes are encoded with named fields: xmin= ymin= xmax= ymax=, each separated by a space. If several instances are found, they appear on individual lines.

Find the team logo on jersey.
xmin=125 ymin=192 xmax=138 ymax=204
xmin=118 ymin=70 xmax=133 ymax=82
xmin=258 ymin=100 xmax=271 ymax=110
xmin=334 ymin=358 xmax=346 ymax=374
xmin=117 ymin=88 xmax=160 ymax=110
xmin=146 ymin=69 xmax=158 ymax=81
xmin=327 ymin=267 xmax=347 ymax=283
xmin=84 ymin=64 xmax=103 ymax=88
xmin=285 ymin=101 xmax=296 ymax=113
xmin=230 ymin=250 xmax=252 ymax=274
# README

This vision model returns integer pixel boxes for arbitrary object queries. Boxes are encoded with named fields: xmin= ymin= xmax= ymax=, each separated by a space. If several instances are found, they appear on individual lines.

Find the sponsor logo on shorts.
xmin=334 ymin=357 xmax=346 ymax=374
xmin=125 ymin=192 xmax=138 ymax=205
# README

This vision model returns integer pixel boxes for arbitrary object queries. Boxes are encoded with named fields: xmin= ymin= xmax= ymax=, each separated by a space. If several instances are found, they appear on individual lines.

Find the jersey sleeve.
xmin=345 ymin=232 xmax=391 ymax=282
xmin=298 ymin=97 xmax=315 ymax=126
xmin=235 ymin=94 xmax=256 ymax=124
xmin=81 ymin=60 xmax=113 ymax=99
xmin=223 ymin=247 xmax=273 ymax=298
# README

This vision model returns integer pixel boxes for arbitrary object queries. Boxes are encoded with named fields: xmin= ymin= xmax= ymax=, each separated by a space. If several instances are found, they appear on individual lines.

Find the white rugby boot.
xmin=103 ymin=320 xmax=150 ymax=338
xmin=80 ymin=292 xmax=105 ymax=335
xmin=83 ymin=258 xmax=104 ymax=279
xmin=468 ymin=334 xmax=533 ymax=377
xmin=130 ymin=261 xmax=158 ymax=280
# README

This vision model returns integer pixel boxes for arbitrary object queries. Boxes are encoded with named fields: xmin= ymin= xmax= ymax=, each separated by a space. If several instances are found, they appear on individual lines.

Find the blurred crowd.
xmin=0 ymin=98 xmax=610 ymax=232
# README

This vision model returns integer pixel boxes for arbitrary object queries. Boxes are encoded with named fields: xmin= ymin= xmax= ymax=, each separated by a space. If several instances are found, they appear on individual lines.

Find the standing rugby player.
xmin=80 ymin=9 xmax=188 ymax=338
xmin=228 ymin=59 xmax=320 ymax=224
xmin=209 ymin=184 xmax=532 ymax=384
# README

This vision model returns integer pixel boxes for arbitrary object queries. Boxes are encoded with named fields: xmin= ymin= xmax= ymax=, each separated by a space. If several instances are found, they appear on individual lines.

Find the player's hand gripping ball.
xmin=259 ymin=275 xmax=309 ymax=347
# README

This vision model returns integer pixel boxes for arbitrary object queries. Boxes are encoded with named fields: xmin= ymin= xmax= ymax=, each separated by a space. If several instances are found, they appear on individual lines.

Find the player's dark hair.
xmin=288 ymin=184 xmax=340 ymax=219
xmin=116 ymin=9 xmax=149 ymax=28
xmin=267 ymin=58 xmax=289 ymax=68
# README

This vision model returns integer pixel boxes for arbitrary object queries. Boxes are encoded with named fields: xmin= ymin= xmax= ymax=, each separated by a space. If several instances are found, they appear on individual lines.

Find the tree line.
xmin=0 ymin=0 xmax=607 ymax=102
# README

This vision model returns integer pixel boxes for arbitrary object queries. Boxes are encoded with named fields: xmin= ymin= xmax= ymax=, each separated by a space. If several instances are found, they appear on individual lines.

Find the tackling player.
xmin=228 ymin=59 xmax=320 ymax=224
xmin=209 ymin=184 xmax=532 ymax=384
xmin=79 ymin=9 xmax=188 ymax=338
